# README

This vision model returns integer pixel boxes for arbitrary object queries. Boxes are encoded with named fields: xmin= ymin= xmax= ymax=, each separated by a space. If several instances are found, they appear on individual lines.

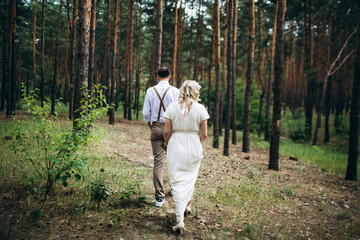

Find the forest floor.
xmin=1 ymin=117 xmax=360 ymax=239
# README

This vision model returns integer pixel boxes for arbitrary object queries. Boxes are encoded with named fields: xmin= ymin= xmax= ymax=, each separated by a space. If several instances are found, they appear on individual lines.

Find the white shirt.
xmin=142 ymin=81 xmax=179 ymax=123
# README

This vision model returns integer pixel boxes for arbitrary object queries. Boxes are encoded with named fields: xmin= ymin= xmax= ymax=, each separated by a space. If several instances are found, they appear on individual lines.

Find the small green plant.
xmin=120 ymin=174 xmax=143 ymax=200
xmin=282 ymin=187 xmax=294 ymax=197
xmin=10 ymin=85 xmax=109 ymax=206
xmin=289 ymin=128 xmax=310 ymax=143
xmin=90 ymin=168 xmax=111 ymax=207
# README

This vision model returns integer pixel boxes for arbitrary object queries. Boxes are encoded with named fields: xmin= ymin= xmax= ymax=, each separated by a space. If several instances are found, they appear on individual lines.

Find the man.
xmin=142 ymin=67 xmax=179 ymax=207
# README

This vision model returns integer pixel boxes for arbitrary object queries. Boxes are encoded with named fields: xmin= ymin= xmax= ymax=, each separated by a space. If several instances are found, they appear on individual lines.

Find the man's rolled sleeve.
xmin=142 ymin=89 xmax=151 ymax=123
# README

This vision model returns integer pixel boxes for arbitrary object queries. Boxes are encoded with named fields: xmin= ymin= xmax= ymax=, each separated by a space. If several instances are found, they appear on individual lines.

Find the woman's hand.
xmin=163 ymin=118 xmax=172 ymax=145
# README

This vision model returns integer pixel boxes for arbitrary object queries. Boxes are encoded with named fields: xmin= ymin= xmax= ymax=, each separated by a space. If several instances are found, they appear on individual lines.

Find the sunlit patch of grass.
xmin=250 ymin=134 xmax=359 ymax=179
xmin=198 ymin=170 xmax=287 ymax=239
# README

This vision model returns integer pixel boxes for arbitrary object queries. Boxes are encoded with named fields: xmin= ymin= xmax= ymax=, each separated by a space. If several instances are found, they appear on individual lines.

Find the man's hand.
xmin=147 ymin=121 xmax=152 ymax=129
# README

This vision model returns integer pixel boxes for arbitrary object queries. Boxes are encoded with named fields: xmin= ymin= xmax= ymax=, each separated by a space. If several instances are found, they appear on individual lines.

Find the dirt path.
xmin=1 ymin=118 xmax=360 ymax=239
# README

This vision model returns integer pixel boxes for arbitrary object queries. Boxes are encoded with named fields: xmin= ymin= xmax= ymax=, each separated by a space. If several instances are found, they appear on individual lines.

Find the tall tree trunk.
xmin=69 ymin=0 xmax=78 ymax=120
xmin=187 ymin=18 xmax=193 ymax=80
xmin=219 ymin=0 xmax=229 ymax=137
xmin=63 ymin=0 xmax=70 ymax=104
xmin=40 ymin=0 xmax=45 ymax=107
xmin=269 ymin=0 xmax=286 ymax=171
xmin=135 ymin=0 xmax=142 ymax=119
xmin=324 ymin=0 xmax=337 ymax=143
xmin=304 ymin=0 xmax=314 ymax=138
xmin=208 ymin=23 xmax=214 ymax=116
xmin=223 ymin=0 xmax=233 ymax=156
xmin=51 ymin=0 xmax=63 ymax=115
xmin=32 ymin=0 xmax=37 ymax=92
xmin=212 ymin=0 xmax=221 ymax=149
xmin=257 ymin=7 xmax=265 ymax=137
xmin=264 ymin=0 xmax=278 ymax=141
xmin=243 ymin=0 xmax=255 ymax=152
xmin=155 ymin=0 xmax=163 ymax=72
xmin=231 ymin=0 xmax=238 ymax=144
xmin=7 ymin=0 xmax=16 ymax=117
xmin=115 ymin=2 xmax=123 ymax=111
xmin=345 ymin=16 xmax=360 ymax=181
xmin=73 ymin=0 xmax=91 ymax=129
xmin=171 ymin=0 xmax=178 ymax=85
xmin=176 ymin=3 xmax=185 ymax=88
xmin=104 ymin=0 xmax=111 ymax=109
xmin=193 ymin=0 xmax=203 ymax=81
xmin=88 ymin=0 xmax=96 ymax=94
xmin=126 ymin=0 xmax=135 ymax=120
xmin=1 ymin=0 xmax=8 ymax=111
xmin=109 ymin=0 xmax=120 ymax=125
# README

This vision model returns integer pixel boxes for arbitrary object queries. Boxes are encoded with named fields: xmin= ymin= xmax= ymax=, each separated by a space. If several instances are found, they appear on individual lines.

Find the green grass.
xmin=250 ymin=134 xmax=359 ymax=179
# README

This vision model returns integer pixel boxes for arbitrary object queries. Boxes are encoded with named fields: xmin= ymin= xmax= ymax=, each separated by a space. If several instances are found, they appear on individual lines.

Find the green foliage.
xmin=90 ymin=168 xmax=111 ymax=207
xmin=289 ymin=129 xmax=310 ymax=143
xmin=120 ymin=174 xmax=143 ymax=200
xmin=9 ymin=86 xmax=109 ymax=205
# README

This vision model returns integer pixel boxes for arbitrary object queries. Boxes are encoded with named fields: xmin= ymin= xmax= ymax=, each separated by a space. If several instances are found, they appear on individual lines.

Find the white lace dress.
xmin=163 ymin=101 xmax=210 ymax=222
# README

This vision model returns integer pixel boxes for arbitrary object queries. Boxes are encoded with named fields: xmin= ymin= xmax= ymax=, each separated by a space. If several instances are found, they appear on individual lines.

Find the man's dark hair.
xmin=157 ymin=67 xmax=171 ymax=78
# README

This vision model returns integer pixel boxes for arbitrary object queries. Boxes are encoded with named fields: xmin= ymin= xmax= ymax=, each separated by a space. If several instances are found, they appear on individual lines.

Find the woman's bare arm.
xmin=164 ymin=118 xmax=172 ymax=145
xmin=199 ymin=120 xmax=208 ymax=143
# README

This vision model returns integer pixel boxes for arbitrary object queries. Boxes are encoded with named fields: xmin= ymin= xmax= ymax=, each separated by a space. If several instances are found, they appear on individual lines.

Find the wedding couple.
xmin=142 ymin=67 xmax=209 ymax=234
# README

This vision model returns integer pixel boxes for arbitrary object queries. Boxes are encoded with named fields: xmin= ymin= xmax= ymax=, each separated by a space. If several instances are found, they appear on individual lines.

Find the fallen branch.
xmin=113 ymin=151 xmax=153 ymax=168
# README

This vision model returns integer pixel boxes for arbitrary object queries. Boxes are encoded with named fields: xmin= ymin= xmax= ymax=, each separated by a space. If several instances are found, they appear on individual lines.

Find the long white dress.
xmin=163 ymin=101 xmax=210 ymax=222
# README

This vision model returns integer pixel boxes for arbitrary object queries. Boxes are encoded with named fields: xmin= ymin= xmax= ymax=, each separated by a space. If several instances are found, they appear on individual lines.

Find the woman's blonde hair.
xmin=178 ymin=80 xmax=201 ymax=103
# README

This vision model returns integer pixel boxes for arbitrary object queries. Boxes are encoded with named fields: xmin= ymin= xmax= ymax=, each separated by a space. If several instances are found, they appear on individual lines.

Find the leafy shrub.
xmin=90 ymin=168 xmax=111 ymax=207
xmin=10 ymin=86 xmax=109 ymax=206
xmin=289 ymin=128 xmax=310 ymax=143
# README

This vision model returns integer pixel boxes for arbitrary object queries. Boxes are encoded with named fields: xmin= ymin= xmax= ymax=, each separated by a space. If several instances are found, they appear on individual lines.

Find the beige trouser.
xmin=151 ymin=122 xmax=165 ymax=199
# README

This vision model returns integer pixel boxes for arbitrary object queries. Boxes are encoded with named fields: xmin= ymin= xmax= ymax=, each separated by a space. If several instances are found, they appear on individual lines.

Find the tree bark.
xmin=88 ymin=0 xmax=96 ymax=94
xmin=1 ymin=0 xmax=8 ymax=111
xmin=69 ymin=0 xmax=78 ymax=120
xmin=104 ymin=0 xmax=111 ymax=109
xmin=345 ymin=18 xmax=360 ymax=181
xmin=193 ymin=0 xmax=203 ymax=81
xmin=40 ymin=0 xmax=45 ymax=108
xmin=242 ymin=0 xmax=255 ymax=152
xmin=155 ymin=0 xmax=163 ymax=72
xmin=304 ymin=0 xmax=314 ymax=138
xmin=324 ymin=0 xmax=337 ymax=143
xmin=32 ymin=0 xmax=37 ymax=92
xmin=219 ymin=0 xmax=229 ymax=137
xmin=135 ymin=0 xmax=142 ymax=119
xmin=171 ymin=0 xmax=178 ymax=85
xmin=208 ymin=22 xmax=214 ymax=116
xmin=212 ymin=0 xmax=221 ymax=149
xmin=176 ymin=3 xmax=185 ymax=88
xmin=63 ymin=0 xmax=71 ymax=104
xmin=223 ymin=0 xmax=233 ymax=156
xmin=73 ymin=0 xmax=91 ymax=129
xmin=187 ymin=18 xmax=194 ymax=80
xmin=7 ymin=0 xmax=16 ymax=117
xmin=256 ymin=7 xmax=265 ymax=137
xmin=126 ymin=0 xmax=135 ymax=120
xmin=51 ymin=0 xmax=63 ymax=115
xmin=264 ymin=0 xmax=278 ymax=142
xmin=231 ymin=0 xmax=238 ymax=145
xmin=269 ymin=0 xmax=286 ymax=171
xmin=109 ymin=0 xmax=120 ymax=125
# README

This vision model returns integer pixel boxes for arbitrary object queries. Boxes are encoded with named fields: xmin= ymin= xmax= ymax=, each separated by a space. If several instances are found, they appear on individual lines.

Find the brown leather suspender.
xmin=153 ymin=86 xmax=171 ymax=122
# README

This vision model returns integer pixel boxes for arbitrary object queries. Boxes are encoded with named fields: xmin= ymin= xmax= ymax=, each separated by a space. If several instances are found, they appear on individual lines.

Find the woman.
xmin=163 ymin=80 xmax=209 ymax=234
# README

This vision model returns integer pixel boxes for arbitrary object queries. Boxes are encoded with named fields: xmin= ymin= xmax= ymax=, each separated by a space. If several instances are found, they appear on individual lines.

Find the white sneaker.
xmin=155 ymin=197 xmax=165 ymax=207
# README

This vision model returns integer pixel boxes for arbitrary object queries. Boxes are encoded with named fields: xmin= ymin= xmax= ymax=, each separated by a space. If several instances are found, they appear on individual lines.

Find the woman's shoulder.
xmin=195 ymin=102 xmax=207 ymax=110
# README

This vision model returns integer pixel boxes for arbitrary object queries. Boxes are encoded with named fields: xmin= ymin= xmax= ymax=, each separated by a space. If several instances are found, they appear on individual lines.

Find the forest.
xmin=0 ymin=0 xmax=359 ymax=239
